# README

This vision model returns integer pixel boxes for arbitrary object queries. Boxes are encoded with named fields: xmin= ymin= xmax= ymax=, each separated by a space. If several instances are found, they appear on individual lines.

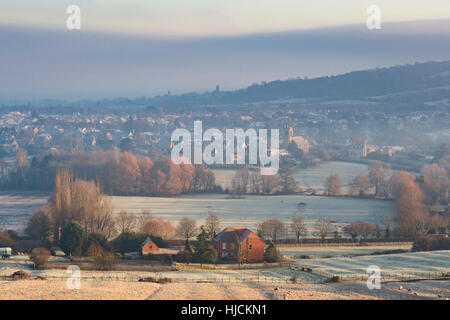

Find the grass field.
xmin=111 ymin=193 xmax=396 ymax=235
xmin=280 ymin=244 xmax=413 ymax=259
xmin=292 ymin=250 xmax=450 ymax=278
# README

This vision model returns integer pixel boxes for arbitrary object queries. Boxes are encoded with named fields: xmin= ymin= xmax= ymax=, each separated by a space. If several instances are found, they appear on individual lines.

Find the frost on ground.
xmin=0 ymin=279 xmax=448 ymax=300
xmin=292 ymin=250 xmax=450 ymax=277
xmin=280 ymin=244 xmax=412 ymax=259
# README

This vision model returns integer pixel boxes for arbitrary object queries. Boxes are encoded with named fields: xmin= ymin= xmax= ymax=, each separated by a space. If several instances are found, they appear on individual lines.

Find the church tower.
xmin=288 ymin=126 xmax=294 ymax=143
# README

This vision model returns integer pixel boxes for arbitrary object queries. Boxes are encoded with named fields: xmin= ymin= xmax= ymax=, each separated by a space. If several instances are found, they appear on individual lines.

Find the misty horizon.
xmin=1 ymin=18 xmax=450 ymax=102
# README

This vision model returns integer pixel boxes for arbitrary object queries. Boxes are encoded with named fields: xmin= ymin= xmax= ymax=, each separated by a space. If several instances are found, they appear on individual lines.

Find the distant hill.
xmin=147 ymin=60 xmax=450 ymax=106
xmin=3 ymin=60 xmax=449 ymax=109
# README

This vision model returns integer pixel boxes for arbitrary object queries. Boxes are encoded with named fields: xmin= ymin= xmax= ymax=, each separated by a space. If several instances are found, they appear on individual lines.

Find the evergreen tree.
xmin=60 ymin=221 xmax=86 ymax=256
xmin=193 ymin=226 xmax=217 ymax=264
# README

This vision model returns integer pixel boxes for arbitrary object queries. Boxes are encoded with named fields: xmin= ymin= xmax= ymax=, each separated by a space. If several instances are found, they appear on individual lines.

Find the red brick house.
xmin=213 ymin=228 xmax=264 ymax=263
xmin=140 ymin=237 xmax=159 ymax=255
xmin=140 ymin=237 xmax=181 ymax=256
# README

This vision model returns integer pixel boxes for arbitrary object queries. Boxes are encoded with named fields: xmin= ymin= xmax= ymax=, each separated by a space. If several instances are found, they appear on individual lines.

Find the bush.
xmin=0 ymin=230 xmax=17 ymax=249
xmin=290 ymin=274 xmax=298 ymax=283
xmin=86 ymin=244 xmax=117 ymax=270
xmin=413 ymin=236 xmax=450 ymax=252
xmin=138 ymin=277 xmax=172 ymax=284
xmin=83 ymin=232 xmax=108 ymax=255
xmin=29 ymin=247 xmax=50 ymax=269
xmin=11 ymin=270 xmax=30 ymax=280
xmin=60 ymin=221 xmax=85 ymax=256
xmin=264 ymin=241 xmax=282 ymax=262
xmin=175 ymin=249 xmax=192 ymax=263
xmin=328 ymin=276 xmax=342 ymax=283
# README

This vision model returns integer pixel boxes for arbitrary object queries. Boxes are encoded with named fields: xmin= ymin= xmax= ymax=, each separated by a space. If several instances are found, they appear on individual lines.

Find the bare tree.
xmin=368 ymin=161 xmax=391 ymax=198
xmin=351 ymin=171 xmax=370 ymax=196
xmin=261 ymin=174 xmax=280 ymax=194
xmin=291 ymin=215 xmax=307 ymax=243
xmin=325 ymin=173 xmax=342 ymax=195
xmin=422 ymin=164 xmax=449 ymax=204
xmin=137 ymin=209 xmax=153 ymax=228
xmin=257 ymin=219 xmax=286 ymax=243
xmin=314 ymin=218 xmax=333 ymax=242
xmin=115 ymin=211 xmax=137 ymax=234
xmin=176 ymin=217 xmax=198 ymax=242
xmin=15 ymin=148 xmax=27 ymax=168
xmin=231 ymin=168 xmax=249 ymax=198
xmin=142 ymin=219 xmax=176 ymax=239
xmin=205 ymin=213 xmax=220 ymax=237
xmin=278 ymin=165 xmax=298 ymax=194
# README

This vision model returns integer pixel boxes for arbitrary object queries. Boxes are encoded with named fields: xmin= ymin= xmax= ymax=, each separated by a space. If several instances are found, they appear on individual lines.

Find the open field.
xmin=1 ymin=248 xmax=448 ymax=300
xmin=213 ymin=161 xmax=410 ymax=192
xmin=291 ymin=250 xmax=450 ymax=278
xmin=280 ymin=244 xmax=413 ymax=259
xmin=111 ymin=194 xmax=395 ymax=235
xmin=0 ymin=279 xmax=448 ymax=300
xmin=0 ymin=191 xmax=395 ymax=235
xmin=0 ymin=191 xmax=49 ymax=232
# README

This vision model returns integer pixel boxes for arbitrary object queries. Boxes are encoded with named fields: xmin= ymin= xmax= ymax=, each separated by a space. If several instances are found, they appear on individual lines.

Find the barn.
xmin=213 ymin=228 xmax=265 ymax=263
xmin=140 ymin=237 xmax=160 ymax=255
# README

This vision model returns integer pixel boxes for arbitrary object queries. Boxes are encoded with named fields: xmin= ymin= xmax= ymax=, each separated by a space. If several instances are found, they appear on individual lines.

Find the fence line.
xmin=3 ymin=269 xmax=448 ymax=284
xmin=290 ymin=264 xmax=450 ymax=282
xmin=0 ymin=274 xmax=325 ymax=284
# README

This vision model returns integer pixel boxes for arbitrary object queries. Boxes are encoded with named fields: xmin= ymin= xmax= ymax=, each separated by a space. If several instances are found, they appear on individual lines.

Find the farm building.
xmin=140 ymin=237 xmax=159 ymax=255
xmin=213 ymin=228 xmax=264 ymax=263
xmin=140 ymin=237 xmax=180 ymax=256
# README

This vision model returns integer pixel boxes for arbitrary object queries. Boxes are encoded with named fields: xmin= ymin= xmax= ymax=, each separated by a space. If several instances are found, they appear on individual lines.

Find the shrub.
xmin=11 ymin=270 xmax=30 ymax=280
xmin=60 ymin=221 xmax=86 ymax=256
xmin=29 ymin=247 xmax=50 ymax=269
xmin=175 ymin=249 xmax=192 ymax=263
xmin=413 ymin=236 xmax=450 ymax=252
xmin=328 ymin=276 xmax=342 ymax=283
xmin=138 ymin=277 xmax=172 ymax=284
xmin=290 ymin=274 xmax=298 ymax=283
xmin=264 ymin=241 xmax=282 ymax=262
xmin=83 ymin=232 xmax=108 ymax=255
xmin=86 ymin=244 xmax=117 ymax=270
xmin=0 ymin=230 xmax=17 ymax=249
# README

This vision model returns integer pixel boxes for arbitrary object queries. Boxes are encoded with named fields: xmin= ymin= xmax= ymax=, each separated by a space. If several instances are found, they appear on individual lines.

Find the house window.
xmin=222 ymin=243 xmax=227 ymax=250
xmin=149 ymin=245 xmax=152 ymax=250
xmin=248 ymin=244 xmax=253 ymax=251
xmin=231 ymin=243 xmax=235 ymax=249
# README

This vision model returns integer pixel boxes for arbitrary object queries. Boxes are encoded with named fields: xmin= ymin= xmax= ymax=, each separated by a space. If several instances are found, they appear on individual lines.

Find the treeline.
xmin=0 ymin=150 xmax=218 ymax=196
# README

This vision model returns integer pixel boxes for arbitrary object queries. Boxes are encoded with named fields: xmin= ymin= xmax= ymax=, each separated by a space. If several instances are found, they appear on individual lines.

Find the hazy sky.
xmin=1 ymin=1 xmax=450 ymax=100
xmin=2 ymin=0 xmax=450 ymax=36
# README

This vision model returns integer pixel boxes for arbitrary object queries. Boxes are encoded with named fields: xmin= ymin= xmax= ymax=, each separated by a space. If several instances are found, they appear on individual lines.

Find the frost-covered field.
xmin=1 ymin=279 xmax=448 ymax=299
xmin=0 ymin=255 xmax=320 ymax=283
xmin=0 ymin=192 xmax=50 ymax=232
xmin=0 ymin=190 xmax=395 ymax=235
xmin=213 ymin=161 xmax=409 ymax=191
xmin=280 ymin=244 xmax=413 ymax=259
xmin=111 ymin=194 xmax=395 ymax=233
xmin=292 ymin=250 xmax=450 ymax=277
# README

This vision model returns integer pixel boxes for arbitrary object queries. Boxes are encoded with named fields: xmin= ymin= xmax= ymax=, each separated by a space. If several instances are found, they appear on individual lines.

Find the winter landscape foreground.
xmin=0 ymin=246 xmax=448 ymax=300
xmin=0 ymin=279 xmax=448 ymax=300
